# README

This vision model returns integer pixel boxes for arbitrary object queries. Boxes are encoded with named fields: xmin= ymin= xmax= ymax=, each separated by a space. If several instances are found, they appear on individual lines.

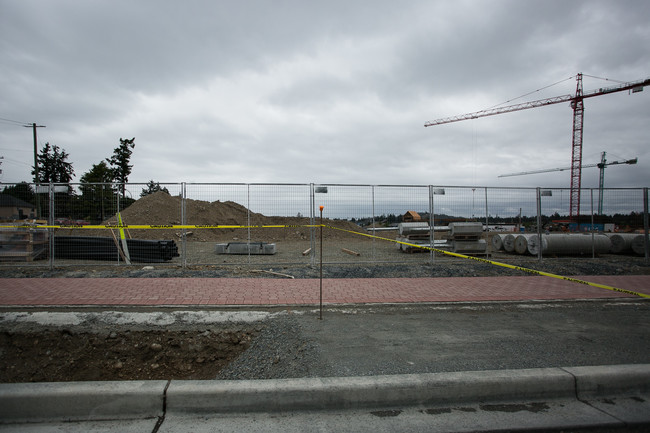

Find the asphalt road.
xmin=214 ymin=299 xmax=650 ymax=380
xmin=294 ymin=300 xmax=650 ymax=377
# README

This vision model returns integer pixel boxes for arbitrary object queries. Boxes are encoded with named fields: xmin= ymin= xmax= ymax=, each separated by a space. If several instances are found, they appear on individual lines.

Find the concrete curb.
xmin=0 ymin=380 xmax=167 ymax=423
xmin=1 ymin=365 xmax=648 ymax=423
xmin=562 ymin=364 xmax=650 ymax=399
xmin=166 ymin=368 xmax=574 ymax=414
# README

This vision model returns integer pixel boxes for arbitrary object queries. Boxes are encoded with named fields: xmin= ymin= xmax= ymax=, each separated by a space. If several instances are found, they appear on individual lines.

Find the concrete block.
xmin=398 ymin=222 xmax=430 ymax=236
xmin=215 ymin=242 xmax=276 ymax=255
xmin=452 ymin=239 xmax=487 ymax=253
xmin=0 ymin=381 xmax=167 ymax=423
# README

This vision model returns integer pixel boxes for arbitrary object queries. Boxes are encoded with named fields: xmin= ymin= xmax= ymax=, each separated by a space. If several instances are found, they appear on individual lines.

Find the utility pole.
xmin=24 ymin=123 xmax=46 ymax=182
xmin=24 ymin=122 xmax=46 ymax=218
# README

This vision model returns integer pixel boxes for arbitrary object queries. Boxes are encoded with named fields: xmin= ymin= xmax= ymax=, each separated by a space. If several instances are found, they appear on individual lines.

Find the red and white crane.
xmin=424 ymin=73 xmax=650 ymax=220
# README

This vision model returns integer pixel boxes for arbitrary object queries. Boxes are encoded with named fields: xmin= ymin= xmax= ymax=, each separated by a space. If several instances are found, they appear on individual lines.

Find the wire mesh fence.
xmin=0 ymin=182 xmax=648 ymax=268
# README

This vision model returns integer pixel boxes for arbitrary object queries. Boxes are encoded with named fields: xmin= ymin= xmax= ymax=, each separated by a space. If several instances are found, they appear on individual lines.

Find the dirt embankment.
xmin=57 ymin=191 xmax=363 ymax=242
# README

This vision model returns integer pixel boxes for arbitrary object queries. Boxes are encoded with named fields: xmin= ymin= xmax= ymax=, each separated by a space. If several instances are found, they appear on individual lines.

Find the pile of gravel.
xmin=216 ymin=313 xmax=331 ymax=380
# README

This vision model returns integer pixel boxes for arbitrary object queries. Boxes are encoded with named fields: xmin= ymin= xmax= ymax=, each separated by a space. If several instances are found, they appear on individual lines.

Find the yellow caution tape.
xmin=0 ymin=224 xmax=320 ymax=230
xmin=324 ymin=225 xmax=650 ymax=299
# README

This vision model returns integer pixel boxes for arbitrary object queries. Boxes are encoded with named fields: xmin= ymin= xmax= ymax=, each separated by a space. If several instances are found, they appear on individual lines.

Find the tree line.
xmin=2 ymin=137 xmax=168 ymax=222
xmin=31 ymin=137 xmax=136 ymax=194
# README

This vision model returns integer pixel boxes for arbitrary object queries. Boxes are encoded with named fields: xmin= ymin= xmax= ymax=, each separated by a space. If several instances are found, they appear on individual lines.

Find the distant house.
xmin=403 ymin=210 xmax=421 ymax=222
xmin=0 ymin=194 xmax=36 ymax=220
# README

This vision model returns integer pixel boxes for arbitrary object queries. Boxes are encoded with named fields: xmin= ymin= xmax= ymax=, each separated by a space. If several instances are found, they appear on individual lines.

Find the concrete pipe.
xmin=605 ymin=233 xmax=639 ymax=254
xmin=527 ymin=234 xmax=611 ymax=256
xmin=502 ymin=234 xmax=517 ymax=253
xmin=514 ymin=234 xmax=537 ymax=255
xmin=491 ymin=234 xmax=504 ymax=251
xmin=631 ymin=235 xmax=648 ymax=256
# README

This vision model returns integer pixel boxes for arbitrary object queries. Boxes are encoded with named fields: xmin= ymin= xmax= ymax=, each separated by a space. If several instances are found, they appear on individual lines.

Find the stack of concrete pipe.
xmin=490 ymin=232 xmax=633 ymax=256
xmin=448 ymin=222 xmax=487 ymax=254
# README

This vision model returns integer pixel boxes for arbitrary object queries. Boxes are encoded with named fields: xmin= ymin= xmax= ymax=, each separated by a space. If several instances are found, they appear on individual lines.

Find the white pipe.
xmin=503 ymin=234 xmax=517 ymax=253
xmin=514 ymin=234 xmax=537 ymax=255
xmin=491 ymin=234 xmax=504 ymax=251
xmin=631 ymin=234 xmax=647 ymax=256
xmin=527 ymin=234 xmax=611 ymax=256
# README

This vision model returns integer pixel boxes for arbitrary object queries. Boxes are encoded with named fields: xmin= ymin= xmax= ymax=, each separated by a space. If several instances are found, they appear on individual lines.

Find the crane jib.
xmin=424 ymin=77 xmax=650 ymax=127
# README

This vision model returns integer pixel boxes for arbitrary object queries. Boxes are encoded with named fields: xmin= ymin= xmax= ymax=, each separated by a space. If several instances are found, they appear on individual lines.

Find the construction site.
xmin=1 ymin=76 xmax=649 ymax=432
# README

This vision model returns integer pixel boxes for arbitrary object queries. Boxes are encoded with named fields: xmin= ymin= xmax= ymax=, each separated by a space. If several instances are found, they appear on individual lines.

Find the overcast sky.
xmin=1 ymin=0 xmax=649 ymax=192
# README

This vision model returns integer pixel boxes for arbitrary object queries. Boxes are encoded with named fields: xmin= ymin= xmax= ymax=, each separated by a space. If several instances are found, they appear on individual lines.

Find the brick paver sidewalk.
xmin=0 ymin=275 xmax=648 ymax=306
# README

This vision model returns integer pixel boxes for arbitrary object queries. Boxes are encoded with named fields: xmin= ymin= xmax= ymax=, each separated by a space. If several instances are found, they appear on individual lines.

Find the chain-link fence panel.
xmin=0 ymin=182 xmax=648 ymax=268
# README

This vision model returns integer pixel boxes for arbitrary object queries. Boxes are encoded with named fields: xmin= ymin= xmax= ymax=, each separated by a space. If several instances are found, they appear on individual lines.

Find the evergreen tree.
xmin=140 ymin=180 xmax=169 ymax=197
xmin=32 ymin=142 xmax=74 ymax=183
xmin=107 ymin=137 xmax=135 ymax=197
xmin=79 ymin=161 xmax=117 ymax=221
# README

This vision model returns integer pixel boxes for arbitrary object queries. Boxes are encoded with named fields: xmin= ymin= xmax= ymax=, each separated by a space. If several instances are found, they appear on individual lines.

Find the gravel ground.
xmin=216 ymin=312 xmax=330 ymax=380
xmin=3 ymin=254 xmax=648 ymax=279
xmin=3 ymin=236 xmax=649 ymax=279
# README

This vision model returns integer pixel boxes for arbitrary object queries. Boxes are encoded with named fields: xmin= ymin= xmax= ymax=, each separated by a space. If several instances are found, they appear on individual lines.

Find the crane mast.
xmin=425 ymin=74 xmax=650 ymax=221
xmin=569 ymin=73 xmax=584 ymax=220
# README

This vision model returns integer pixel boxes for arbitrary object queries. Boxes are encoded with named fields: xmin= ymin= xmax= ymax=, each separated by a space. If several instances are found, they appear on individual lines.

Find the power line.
xmin=0 ymin=156 xmax=31 ymax=167
xmin=0 ymin=116 xmax=31 ymax=126
xmin=0 ymin=147 xmax=32 ymax=153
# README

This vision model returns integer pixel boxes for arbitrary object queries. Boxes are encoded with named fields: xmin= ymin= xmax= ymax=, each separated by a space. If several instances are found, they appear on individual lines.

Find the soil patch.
xmin=0 ymin=327 xmax=257 ymax=382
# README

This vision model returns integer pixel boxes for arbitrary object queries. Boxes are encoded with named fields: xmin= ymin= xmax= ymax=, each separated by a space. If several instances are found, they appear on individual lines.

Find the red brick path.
xmin=0 ymin=275 xmax=648 ymax=306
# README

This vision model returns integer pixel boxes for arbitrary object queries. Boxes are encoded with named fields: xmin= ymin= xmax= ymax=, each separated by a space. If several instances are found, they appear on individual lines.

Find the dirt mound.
xmin=67 ymin=191 xmax=364 ymax=242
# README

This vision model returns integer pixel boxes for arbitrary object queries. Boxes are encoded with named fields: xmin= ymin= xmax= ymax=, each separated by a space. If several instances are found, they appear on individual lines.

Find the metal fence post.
xmin=247 ymin=184 xmax=251 ymax=264
xmin=310 ymin=183 xmax=315 ymax=267
xmin=429 ymin=185 xmax=434 ymax=265
xmin=181 ymin=182 xmax=187 ymax=269
xmin=643 ymin=187 xmax=650 ymax=264
xmin=371 ymin=185 xmax=376 ymax=261
xmin=48 ymin=183 xmax=54 ymax=269
xmin=484 ymin=187 xmax=489 ymax=258
xmin=536 ymin=187 xmax=542 ymax=262
xmin=484 ymin=187 xmax=489 ymax=229
xmin=590 ymin=188 xmax=595 ymax=259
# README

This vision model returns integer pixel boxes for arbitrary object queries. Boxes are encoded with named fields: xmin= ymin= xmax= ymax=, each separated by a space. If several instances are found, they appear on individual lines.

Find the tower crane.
xmin=424 ymin=73 xmax=650 ymax=220
xmin=498 ymin=151 xmax=638 ymax=215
